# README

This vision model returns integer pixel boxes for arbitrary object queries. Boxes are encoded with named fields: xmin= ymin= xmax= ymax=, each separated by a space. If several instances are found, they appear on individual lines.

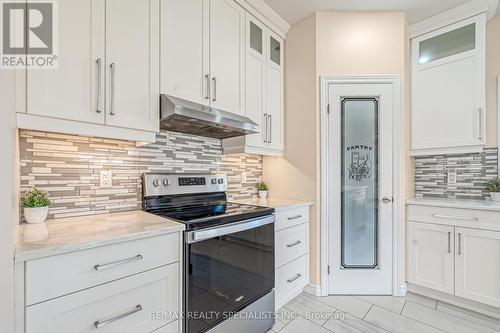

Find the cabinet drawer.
xmin=151 ymin=320 xmax=179 ymax=333
xmin=407 ymin=205 xmax=500 ymax=231
xmin=276 ymin=223 xmax=308 ymax=268
xmin=26 ymin=233 xmax=180 ymax=305
xmin=276 ymin=255 xmax=308 ymax=308
xmin=275 ymin=206 xmax=309 ymax=231
xmin=26 ymin=264 xmax=179 ymax=333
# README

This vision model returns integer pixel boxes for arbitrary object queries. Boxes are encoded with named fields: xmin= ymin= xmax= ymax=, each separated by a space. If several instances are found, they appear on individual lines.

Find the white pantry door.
xmin=327 ymin=82 xmax=394 ymax=294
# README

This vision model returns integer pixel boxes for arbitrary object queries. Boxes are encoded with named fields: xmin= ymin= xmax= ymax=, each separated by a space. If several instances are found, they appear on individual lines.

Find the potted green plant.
xmin=485 ymin=178 xmax=500 ymax=202
xmin=21 ymin=187 xmax=51 ymax=224
xmin=258 ymin=181 xmax=268 ymax=199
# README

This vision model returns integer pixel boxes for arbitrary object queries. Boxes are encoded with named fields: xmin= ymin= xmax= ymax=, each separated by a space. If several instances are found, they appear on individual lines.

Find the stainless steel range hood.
xmin=160 ymin=94 xmax=259 ymax=139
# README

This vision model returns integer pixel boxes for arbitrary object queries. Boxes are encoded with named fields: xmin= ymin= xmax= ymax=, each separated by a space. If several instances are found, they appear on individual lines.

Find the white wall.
xmin=0 ymin=69 xmax=19 ymax=331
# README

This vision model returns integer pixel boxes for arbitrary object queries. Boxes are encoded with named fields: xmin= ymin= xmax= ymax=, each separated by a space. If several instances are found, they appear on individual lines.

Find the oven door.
xmin=184 ymin=215 xmax=275 ymax=333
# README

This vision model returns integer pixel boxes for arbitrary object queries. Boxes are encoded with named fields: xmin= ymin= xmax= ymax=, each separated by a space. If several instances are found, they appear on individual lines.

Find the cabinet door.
xmin=455 ymin=228 xmax=500 ymax=307
xmin=411 ymin=14 xmax=486 ymax=152
xmin=209 ymin=0 xmax=245 ymax=115
xmin=105 ymin=0 xmax=159 ymax=132
xmin=161 ymin=0 xmax=208 ymax=105
xmin=408 ymin=222 xmax=454 ymax=294
xmin=245 ymin=14 xmax=267 ymax=148
xmin=265 ymin=32 xmax=284 ymax=151
xmin=27 ymin=0 xmax=105 ymax=124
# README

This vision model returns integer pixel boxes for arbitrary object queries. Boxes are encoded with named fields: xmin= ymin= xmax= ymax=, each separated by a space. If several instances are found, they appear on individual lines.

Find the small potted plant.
xmin=21 ymin=187 xmax=51 ymax=224
xmin=258 ymin=181 xmax=268 ymax=199
xmin=485 ymin=178 xmax=500 ymax=202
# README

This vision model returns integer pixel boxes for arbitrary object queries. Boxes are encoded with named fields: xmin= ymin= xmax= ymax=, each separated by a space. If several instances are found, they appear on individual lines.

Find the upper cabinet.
xmin=222 ymin=12 xmax=284 ymax=156
xmin=161 ymin=0 xmax=245 ymax=115
xmin=18 ymin=0 xmax=159 ymax=142
xmin=410 ymin=12 xmax=486 ymax=155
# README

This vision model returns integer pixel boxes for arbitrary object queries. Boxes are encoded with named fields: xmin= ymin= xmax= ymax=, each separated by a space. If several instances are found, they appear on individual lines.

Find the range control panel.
xmin=179 ymin=177 xmax=207 ymax=186
xmin=142 ymin=173 xmax=227 ymax=197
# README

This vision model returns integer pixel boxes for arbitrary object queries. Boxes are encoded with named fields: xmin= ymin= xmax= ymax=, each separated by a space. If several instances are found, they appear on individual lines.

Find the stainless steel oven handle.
xmin=187 ymin=215 xmax=275 ymax=243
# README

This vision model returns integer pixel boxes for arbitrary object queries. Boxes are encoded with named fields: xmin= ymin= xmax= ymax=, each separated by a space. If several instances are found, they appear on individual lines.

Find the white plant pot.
xmin=490 ymin=192 xmax=500 ymax=202
xmin=24 ymin=206 xmax=49 ymax=224
xmin=258 ymin=190 xmax=268 ymax=199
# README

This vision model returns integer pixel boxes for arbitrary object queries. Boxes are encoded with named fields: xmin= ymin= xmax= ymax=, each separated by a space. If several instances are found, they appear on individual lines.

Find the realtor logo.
xmin=1 ymin=0 xmax=57 ymax=68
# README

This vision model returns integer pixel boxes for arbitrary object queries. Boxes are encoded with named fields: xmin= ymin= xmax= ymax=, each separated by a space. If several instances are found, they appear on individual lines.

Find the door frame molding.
xmin=319 ymin=75 xmax=405 ymax=296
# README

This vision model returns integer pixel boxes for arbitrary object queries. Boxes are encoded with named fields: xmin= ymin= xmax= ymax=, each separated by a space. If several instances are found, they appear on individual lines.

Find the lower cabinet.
xmin=408 ymin=222 xmax=454 ymax=294
xmin=408 ymin=218 xmax=500 ymax=308
xmin=274 ymin=205 xmax=310 ymax=309
xmin=455 ymin=227 xmax=500 ymax=308
xmin=16 ymin=232 xmax=183 ymax=333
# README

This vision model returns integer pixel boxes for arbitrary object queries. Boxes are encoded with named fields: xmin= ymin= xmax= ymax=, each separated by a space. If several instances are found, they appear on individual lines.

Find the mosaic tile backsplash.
xmin=414 ymin=148 xmax=498 ymax=200
xmin=19 ymin=130 xmax=262 ymax=220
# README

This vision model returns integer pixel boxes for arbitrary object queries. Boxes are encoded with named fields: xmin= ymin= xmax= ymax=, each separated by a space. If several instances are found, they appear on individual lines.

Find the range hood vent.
xmin=160 ymin=94 xmax=259 ymax=139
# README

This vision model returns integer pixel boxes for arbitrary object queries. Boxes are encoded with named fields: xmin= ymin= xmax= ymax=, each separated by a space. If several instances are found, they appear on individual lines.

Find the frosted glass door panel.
xmin=341 ymin=98 xmax=378 ymax=269
xmin=419 ymin=23 xmax=475 ymax=64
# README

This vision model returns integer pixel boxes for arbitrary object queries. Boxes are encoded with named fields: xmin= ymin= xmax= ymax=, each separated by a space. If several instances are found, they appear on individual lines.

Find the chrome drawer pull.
xmin=94 ymin=304 xmax=142 ymax=329
xmin=287 ymin=240 xmax=302 ymax=248
xmin=94 ymin=254 xmax=143 ymax=271
xmin=287 ymin=215 xmax=302 ymax=221
xmin=432 ymin=214 xmax=478 ymax=222
xmin=287 ymin=274 xmax=302 ymax=283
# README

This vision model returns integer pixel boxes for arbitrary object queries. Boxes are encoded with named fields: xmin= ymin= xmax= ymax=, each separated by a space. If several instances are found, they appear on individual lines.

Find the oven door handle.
xmin=186 ymin=215 xmax=275 ymax=243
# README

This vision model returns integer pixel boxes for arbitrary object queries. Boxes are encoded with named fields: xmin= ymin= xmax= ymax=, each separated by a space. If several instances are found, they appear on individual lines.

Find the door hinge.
xmin=327 ymin=265 xmax=330 ymax=275
xmin=327 ymin=104 xmax=330 ymax=114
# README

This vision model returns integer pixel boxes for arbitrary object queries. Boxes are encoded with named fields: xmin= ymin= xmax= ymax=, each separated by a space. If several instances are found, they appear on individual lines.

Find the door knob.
xmin=381 ymin=197 xmax=393 ymax=204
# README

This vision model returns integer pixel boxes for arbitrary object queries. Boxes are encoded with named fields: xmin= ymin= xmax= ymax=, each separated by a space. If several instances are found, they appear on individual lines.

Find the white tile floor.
xmin=269 ymin=292 xmax=500 ymax=333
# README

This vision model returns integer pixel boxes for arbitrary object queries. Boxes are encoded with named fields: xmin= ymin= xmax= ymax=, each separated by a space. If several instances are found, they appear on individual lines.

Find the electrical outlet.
xmin=448 ymin=171 xmax=457 ymax=185
xmin=100 ymin=170 xmax=113 ymax=188
xmin=241 ymin=171 xmax=247 ymax=183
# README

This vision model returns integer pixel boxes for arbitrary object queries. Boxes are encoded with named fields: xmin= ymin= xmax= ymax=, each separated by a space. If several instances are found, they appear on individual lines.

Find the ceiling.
xmin=262 ymin=0 xmax=498 ymax=25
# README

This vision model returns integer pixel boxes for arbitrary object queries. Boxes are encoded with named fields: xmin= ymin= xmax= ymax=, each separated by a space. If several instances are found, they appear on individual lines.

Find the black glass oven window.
xmin=185 ymin=222 xmax=274 ymax=333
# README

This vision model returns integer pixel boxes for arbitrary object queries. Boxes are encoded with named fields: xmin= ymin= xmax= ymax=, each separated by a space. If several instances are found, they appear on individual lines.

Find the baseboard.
xmin=303 ymin=283 xmax=321 ymax=297
xmin=408 ymin=283 xmax=500 ymax=319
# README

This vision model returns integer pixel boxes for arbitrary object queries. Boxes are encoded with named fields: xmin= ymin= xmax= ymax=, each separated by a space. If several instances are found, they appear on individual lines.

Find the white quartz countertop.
xmin=232 ymin=197 xmax=313 ymax=211
xmin=407 ymin=197 xmax=500 ymax=211
xmin=15 ymin=210 xmax=184 ymax=262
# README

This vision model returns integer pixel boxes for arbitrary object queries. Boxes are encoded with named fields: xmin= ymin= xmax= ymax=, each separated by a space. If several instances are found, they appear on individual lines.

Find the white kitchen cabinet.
xmin=410 ymin=12 xmax=486 ymax=155
xmin=105 ymin=0 xmax=159 ymax=132
xmin=455 ymin=228 xmax=500 ymax=308
xmin=26 ymin=0 xmax=105 ymax=124
xmin=408 ymin=222 xmax=454 ymax=294
xmin=18 ymin=0 xmax=159 ymax=142
xmin=161 ymin=0 xmax=244 ymax=115
xmin=160 ymin=0 xmax=207 ymax=105
xmin=222 ymin=13 xmax=284 ymax=156
xmin=209 ymin=0 xmax=245 ymax=115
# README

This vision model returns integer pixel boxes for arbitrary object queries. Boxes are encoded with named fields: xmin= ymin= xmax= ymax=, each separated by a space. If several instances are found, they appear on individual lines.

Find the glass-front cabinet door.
xmin=410 ymin=13 xmax=486 ymax=154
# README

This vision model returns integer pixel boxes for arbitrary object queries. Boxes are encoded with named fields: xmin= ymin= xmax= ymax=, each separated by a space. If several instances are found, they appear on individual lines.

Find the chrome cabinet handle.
xmin=212 ymin=77 xmax=217 ymax=101
xmin=287 ymin=274 xmax=302 ymax=283
xmin=447 ymin=231 xmax=451 ymax=253
xmin=433 ymin=214 xmax=478 ymax=222
xmin=94 ymin=254 xmax=143 ymax=271
xmin=205 ymin=74 xmax=210 ymax=100
xmin=96 ymin=58 xmax=102 ymax=113
xmin=458 ymin=233 xmax=462 ymax=255
xmin=478 ymin=108 xmax=484 ymax=141
xmin=287 ymin=240 xmax=302 ymax=248
xmin=110 ymin=63 xmax=116 ymax=115
xmin=94 ymin=304 xmax=142 ymax=329
xmin=268 ymin=114 xmax=272 ymax=143
xmin=287 ymin=215 xmax=302 ymax=220
xmin=263 ymin=113 xmax=268 ymax=142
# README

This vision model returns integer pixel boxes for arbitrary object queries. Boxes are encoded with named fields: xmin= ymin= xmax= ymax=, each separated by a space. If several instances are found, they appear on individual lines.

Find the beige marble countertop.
xmin=232 ymin=197 xmax=313 ymax=211
xmin=407 ymin=197 xmax=500 ymax=211
xmin=15 ymin=210 xmax=184 ymax=262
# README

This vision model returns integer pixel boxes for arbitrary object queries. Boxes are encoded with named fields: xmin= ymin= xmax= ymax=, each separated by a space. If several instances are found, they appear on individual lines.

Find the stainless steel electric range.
xmin=142 ymin=173 xmax=275 ymax=333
